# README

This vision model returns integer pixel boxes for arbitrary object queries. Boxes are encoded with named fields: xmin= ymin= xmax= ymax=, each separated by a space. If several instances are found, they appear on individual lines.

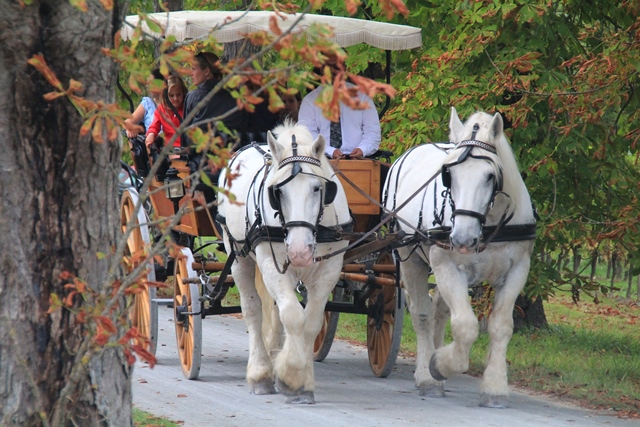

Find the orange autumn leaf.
xmin=92 ymin=117 xmax=105 ymax=144
xmin=269 ymin=15 xmax=282 ymax=36
xmin=43 ymin=91 xmax=66 ymax=102
xmin=344 ymin=0 xmax=361 ymax=15
xmin=99 ymin=0 xmax=114 ymax=10
xmin=28 ymin=54 xmax=63 ymax=90
xmin=131 ymin=344 xmax=157 ymax=368
xmin=79 ymin=119 xmax=93 ymax=137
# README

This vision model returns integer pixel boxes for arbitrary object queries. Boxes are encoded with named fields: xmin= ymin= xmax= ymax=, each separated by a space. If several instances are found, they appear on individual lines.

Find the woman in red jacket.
xmin=145 ymin=75 xmax=188 ymax=150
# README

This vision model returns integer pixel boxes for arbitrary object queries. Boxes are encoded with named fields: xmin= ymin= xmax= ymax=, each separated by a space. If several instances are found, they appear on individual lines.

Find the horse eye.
xmin=487 ymin=173 xmax=495 ymax=183
xmin=313 ymin=185 xmax=321 ymax=193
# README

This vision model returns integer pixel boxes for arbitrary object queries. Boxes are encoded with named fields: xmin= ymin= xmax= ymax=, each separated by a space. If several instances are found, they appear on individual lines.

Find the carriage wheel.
xmin=174 ymin=247 xmax=202 ymax=380
xmin=367 ymin=251 xmax=404 ymax=378
xmin=312 ymin=286 xmax=344 ymax=362
xmin=120 ymin=189 xmax=158 ymax=355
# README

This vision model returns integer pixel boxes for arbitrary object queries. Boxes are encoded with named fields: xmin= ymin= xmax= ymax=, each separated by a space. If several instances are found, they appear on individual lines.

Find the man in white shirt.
xmin=298 ymin=59 xmax=381 ymax=159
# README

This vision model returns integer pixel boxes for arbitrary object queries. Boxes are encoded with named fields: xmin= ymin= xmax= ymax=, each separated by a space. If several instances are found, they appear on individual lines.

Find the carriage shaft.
xmin=181 ymin=276 xmax=235 ymax=284
xmin=342 ymin=263 xmax=396 ymax=274
xmin=192 ymin=261 xmax=226 ymax=272
xmin=339 ymin=272 xmax=396 ymax=287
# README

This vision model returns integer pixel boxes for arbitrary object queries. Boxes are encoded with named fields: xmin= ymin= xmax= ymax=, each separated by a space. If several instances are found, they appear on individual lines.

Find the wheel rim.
xmin=174 ymin=248 xmax=201 ymax=379
xmin=366 ymin=251 xmax=402 ymax=377
xmin=313 ymin=312 xmax=332 ymax=351
xmin=312 ymin=287 xmax=342 ymax=362
xmin=120 ymin=190 xmax=155 ymax=352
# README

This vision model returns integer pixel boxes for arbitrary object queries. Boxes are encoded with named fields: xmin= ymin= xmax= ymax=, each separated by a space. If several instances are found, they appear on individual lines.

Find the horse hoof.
xmin=285 ymin=391 xmax=315 ymax=404
xmin=251 ymin=378 xmax=276 ymax=395
xmin=480 ymin=394 xmax=508 ymax=408
xmin=275 ymin=378 xmax=315 ymax=404
xmin=419 ymin=383 xmax=445 ymax=398
xmin=428 ymin=354 xmax=447 ymax=382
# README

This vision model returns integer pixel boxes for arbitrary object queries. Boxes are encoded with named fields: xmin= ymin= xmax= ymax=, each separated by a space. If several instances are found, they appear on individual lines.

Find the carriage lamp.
xmin=164 ymin=167 xmax=185 ymax=213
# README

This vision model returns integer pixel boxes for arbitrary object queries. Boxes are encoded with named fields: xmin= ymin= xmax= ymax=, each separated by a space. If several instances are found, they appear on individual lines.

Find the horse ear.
xmin=267 ymin=131 xmax=281 ymax=162
xmin=449 ymin=107 xmax=464 ymax=142
xmin=312 ymin=134 xmax=326 ymax=159
xmin=490 ymin=113 xmax=504 ymax=140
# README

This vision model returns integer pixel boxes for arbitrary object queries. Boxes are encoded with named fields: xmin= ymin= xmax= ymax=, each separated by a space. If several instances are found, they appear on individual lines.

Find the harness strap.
xmin=452 ymin=209 xmax=487 ymax=225
xmin=426 ymin=223 xmax=536 ymax=247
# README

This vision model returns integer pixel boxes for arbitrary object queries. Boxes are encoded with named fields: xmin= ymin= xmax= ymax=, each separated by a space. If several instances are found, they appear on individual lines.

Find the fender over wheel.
xmin=120 ymin=189 xmax=158 ymax=355
xmin=174 ymin=247 xmax=203 ymax=380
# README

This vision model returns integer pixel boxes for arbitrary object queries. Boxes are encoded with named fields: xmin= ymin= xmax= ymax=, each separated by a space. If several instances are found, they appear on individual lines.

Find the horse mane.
xmin=449 ymin=111 xmax=525 ymax=212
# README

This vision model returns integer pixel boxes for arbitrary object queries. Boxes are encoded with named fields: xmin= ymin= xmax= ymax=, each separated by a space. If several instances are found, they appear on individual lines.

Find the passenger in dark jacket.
xmin=183 ymin=52 xmax=246 ymax=148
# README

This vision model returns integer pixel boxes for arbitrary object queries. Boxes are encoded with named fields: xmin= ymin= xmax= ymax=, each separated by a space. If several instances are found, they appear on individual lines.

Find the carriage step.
xmin=151 ymin=298 xmax=173 ymax=305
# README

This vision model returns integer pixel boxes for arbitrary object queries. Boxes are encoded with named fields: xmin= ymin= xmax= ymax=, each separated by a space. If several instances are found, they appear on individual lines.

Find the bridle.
xmin=267 ymin=135 xmax=338 ymax=233
xmin=440 ymin=124 xmax=507 ymax=227
xmin=217 ymin=139 xmax=350 ymax=276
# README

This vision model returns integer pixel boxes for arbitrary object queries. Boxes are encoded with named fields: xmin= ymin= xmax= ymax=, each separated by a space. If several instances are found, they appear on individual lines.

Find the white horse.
xmin=383 ymin=107 xmax=536 ymax=407
xmin=217 ymin=122 xmax=351 ymax=404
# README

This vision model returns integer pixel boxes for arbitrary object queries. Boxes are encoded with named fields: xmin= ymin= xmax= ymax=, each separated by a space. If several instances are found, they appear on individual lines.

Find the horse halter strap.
xmin=442 ymin=123 xmax=502 ymax=225
xmin=456 ymin=124 xmax=497 ymax=154
xmin=268 ymin=135 xmax=337 ymax=232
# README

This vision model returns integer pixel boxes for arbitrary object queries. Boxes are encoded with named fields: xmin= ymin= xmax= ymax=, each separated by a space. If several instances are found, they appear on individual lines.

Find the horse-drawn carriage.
xmin=119 ymin=10 xmax=422 ymax=385
xmin=121 ymin=10 xmax=537 ymax=408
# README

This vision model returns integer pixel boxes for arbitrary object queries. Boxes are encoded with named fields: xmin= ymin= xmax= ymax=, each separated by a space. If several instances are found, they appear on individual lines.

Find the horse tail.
xmin=255 ymin=265 xmax=283 ymax=358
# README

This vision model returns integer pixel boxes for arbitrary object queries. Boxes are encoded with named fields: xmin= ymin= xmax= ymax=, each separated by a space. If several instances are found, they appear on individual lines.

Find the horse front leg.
xmin=233 ymin=257 xmax=276 ymax=395
xmin=274 ymin=291 xmax=314 ymax=403
xmin=256 ymin=258 xmax=314 ymax=403
xmin=428 ymin=255 xmax=479 ymax=382
xmin=398 ymin=248 xmax=444 ymax=397
xmin=481 ymin=256 xmax=531 ymax=408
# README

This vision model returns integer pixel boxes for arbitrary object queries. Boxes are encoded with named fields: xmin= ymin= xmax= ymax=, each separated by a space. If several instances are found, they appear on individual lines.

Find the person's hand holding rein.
xmin=332 ymin=147 xmax=365 ymax=159
xmin=348 ymin=148 xmax=364 ymax=159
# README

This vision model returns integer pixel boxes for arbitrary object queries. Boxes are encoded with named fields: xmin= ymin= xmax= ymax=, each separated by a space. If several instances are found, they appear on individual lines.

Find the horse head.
xmin=266 ymin=122 xmax=337 ymax=267
xmin=443 ymin=107 xmax=514 ymax=254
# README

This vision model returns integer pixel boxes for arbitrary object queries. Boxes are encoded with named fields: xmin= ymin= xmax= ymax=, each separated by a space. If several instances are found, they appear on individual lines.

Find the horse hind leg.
xmin=398 ymin=250 xmax=445 ymax=397
xmin=257 ymin=269 xmax=284 ymax=359
xmin=235 ymin=260 xmax=276 ymax=395
xmin=432 ymin=288 xmax=450 ymax=350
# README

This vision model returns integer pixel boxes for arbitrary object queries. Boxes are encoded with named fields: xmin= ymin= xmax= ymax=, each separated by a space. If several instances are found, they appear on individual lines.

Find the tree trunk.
xmin=0 ymin=2 xmax=130 ymax=425
xmin=513 ymin=294 xmax=548 ymax=331
xmin=571 ymin=246 xmax=581 ymax=303
xmin=626 ymin=265 xmax=633 ymax=299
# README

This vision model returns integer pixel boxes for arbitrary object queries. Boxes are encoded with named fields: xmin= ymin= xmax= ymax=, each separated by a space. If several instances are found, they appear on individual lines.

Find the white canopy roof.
xmin=121 ymin=10 xmax=422 ymax=51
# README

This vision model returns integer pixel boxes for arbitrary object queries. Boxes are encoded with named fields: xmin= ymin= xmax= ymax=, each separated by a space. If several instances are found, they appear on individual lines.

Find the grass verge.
xmin=133 ymin=408 xmax=180 ymax=427
xmin=335 ymin=292 xmax=640 ymax=418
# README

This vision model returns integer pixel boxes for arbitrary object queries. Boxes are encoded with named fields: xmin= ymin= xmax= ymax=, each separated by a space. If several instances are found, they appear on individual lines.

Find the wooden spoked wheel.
xmin=367 ymin=251 xmax=404 ymax=378
xmin=120 ymin=189 xmax=158 ymax=355
xmin=312 ymin=286 xmax=344 ymax=362
xmin=174 ymin=247 xmax=202 ymax=380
